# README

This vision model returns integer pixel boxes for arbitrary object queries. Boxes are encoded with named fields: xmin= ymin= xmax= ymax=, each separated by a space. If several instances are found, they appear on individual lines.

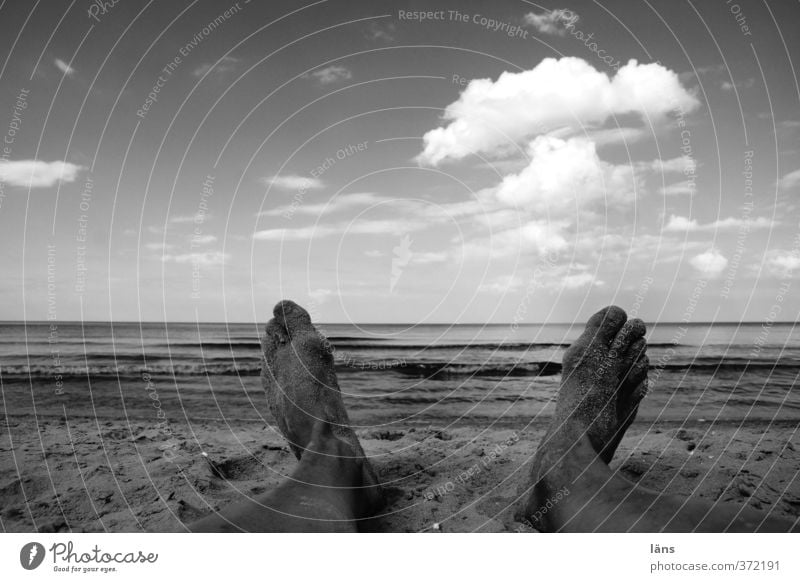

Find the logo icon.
xmin=20 ymin=542 xmax=45 ymax=570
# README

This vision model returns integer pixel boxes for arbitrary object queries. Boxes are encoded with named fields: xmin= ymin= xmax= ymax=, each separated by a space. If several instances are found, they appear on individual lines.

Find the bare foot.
xmin=516 ymin=305 xmax=648 ymax=529
xmin=261 ymin=300 xmax=382 ymax=510
xmin=555 ymin=305 xmax=649 ymax=463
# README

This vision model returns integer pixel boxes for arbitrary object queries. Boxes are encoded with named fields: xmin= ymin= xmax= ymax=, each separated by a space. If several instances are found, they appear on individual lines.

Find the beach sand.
xmin=2 ymin=374 xmax=799 ymax=532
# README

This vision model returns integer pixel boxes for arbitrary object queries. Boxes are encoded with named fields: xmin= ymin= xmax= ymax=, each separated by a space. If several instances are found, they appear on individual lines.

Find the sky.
xmin=0 ymin=0 xmax=798 ymax=324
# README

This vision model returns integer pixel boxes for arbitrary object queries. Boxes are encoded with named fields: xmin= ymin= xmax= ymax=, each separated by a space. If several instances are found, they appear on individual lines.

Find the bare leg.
xmin=190 ymin=301 xmax=382 ymax=532
xmin=516 ymin=306 xmax=797 ymax=533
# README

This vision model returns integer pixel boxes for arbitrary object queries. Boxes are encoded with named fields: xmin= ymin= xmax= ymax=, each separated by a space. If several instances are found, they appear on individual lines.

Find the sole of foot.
xmin=261 ymin=300 xmax=383 ymax=513
xmin=516 ymin=306 xmax=649 ymax=527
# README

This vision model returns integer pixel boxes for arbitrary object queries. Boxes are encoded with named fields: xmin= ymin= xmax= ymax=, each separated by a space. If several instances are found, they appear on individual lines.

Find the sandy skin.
xmin=189 ymin=301 xmax=382 ymax=532
xmin=188 ymin=302 xmax=799 ymax=533
xmin=515 ymin=306 xmax=798 ymax=532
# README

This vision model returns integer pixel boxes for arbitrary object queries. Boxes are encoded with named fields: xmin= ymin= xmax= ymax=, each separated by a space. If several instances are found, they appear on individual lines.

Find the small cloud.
xmin=778 ymin=168 xmax=800 ymax=191
xmin=663 ymin=215 xmax=698 ymax=231
xmin=161 ymin=251 xmax=229 ymax=265
xmin=364 ymin=249 xmax=384 ymax=258
xmin=308 ymin=288 xmax=334 ymax=305
xmin=664 ymin=214 xmax=774 ymax=232
xmin=258 ymin=192 xmax=384 ymax=217
xmin=144 ymin=242 xmax=172 ymax=251
xmin=0 ymin=160 xmax=83 ymax=188
xmin=305 ymin=65 xmax=352 ymax=86
xmin=523 ymin=8 xmax=578 ymax=36
xmin=262 ymin=174 xmax=324 ymax=191
xmin=170 ymin=214 xmax=208 ymax=224
xmin=54 ymin=58 xmax=76 ymax=76
xmin=660 ymin=181 xmax=697 ymax=196
xmin=721 ymin=78 xmax=755 ymax=91
xmin=193 ymin=56 xmax=239 ymax=77
xmin=690 ymin=249 xmax=728 ymax=277
xmin=479 ymin=274 xmax=523 ymax=295
xmin=765 ymin=250 xmax=800 ymax=277
xmin=191 ymin=234 xmax=217 ymax=245
xmin=365 ymin=21 xmax=396 ymax=42
xmin=562 ymin=272 xmax=598 ymax=289
xmin=254 ymin=218 xmax=427 ymax=241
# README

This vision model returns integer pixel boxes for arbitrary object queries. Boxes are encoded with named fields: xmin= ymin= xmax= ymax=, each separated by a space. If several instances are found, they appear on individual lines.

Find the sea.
xmin=1 ymin=321 xmax=798 ymax=427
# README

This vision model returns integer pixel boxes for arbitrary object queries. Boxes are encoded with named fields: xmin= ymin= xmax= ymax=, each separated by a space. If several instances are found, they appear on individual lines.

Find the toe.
xmin=622 ymin=353 xmax=649 ymax=390
xmin=625 ymin=337 xmax=647 ymax=361
xmin=611 ymin=318 xmax=646 ymax=355
xmin=273 ymin=300 xmax=314 ymax=339
xmin=583 ymin=305 xmax=628 ymax=347
xmin=265 ymin=318 xmax=288 ymax=347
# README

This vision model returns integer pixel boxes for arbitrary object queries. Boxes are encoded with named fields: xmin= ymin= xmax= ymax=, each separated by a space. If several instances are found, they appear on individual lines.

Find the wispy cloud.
xmin=254 ymin=218 xmax=428 ymax=241
xmin=305 ymin=65 xmax=352 ymax=85
xmin=664 ymin=215 xmax=774 ymax=232
xmin=778 ymin=168 xmax=800 ymax=191
xmin=258 ymin=192 xmax=386 ymax=217
xmin=192 ymin=56 xmax=239 ymax=77
xmin=54 ymin=58 xmax=76 ymax=76
xmin=161 ymin=251 xmax=229 ymax=265
xmin=365 ymin=21 xmax=396 ymax=42
xmin=523 ymin=8 xmax=577 ymax=36
xmin=191 ymin=234 xmax=217 ymax=245
xmin=0 ymin=160 xmax=83 ymax=188
xmin=765 ymin=249 xmax=800 ymax=277
xmin=262 ymin=174 xmax=324 ymax=191
xmin=169 ymin=213 xmax=208 ymax=224
xmin=660 ymin=181 xmax=697 ymax=196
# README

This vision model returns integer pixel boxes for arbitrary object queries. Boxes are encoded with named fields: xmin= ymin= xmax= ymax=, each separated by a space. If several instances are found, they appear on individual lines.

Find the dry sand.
xmin=2 ymin=404 xmax=799 ymax=532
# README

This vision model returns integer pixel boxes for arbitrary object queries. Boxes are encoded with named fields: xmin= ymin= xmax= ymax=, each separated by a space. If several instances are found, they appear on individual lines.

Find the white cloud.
xmin=191 ymin=234 xmax=217 ymax=245
xmin=161 ymin=251 xmax=229 ymax=265
xmin=411 ymin=251 xmax=448 ymax=264
xmin=585 ymin=126 xmax=649 ymax=147
xmin=364 ymin=249 xmax=384 ymax=258
xmin=170 ymin=214 xmax=207 ymax=224
xmin=523 ymin=8 xmax=577 ymax=36
xmin=254 ymin=218 xmax=428 ymax=241
xmin=664 ymin=215 xmax=774 ymax=232
xmin=262 ymin=174 xmax=324 ymax=191
xmin=493 ymin=136 xmax=635 ymax=212
xmin=365 ymin=21 xmax=396 ymax=42
xmin=305 ymin=65 xmax=352 ymax=85
xmin=765 ymin=250 xmax=800 ymax=276
xmin=562 ymin=272 xmax=598 ymax=289
xmin=649 ymin=155 xmax=696 ymax=174
xmin=54 ymin=58 xmax=76 ymax=76
xmin=308 ymin=288 xmax=334 ymax=305
xmin=193 ymin=56 xmax=239 ymax=77
xmin=258 ymin=192 xmax=383 ymax=217
xmin=145 ymin=242 xmax=172 ymax=251
xmin=663 ymin=215 xmax=698 ymax=231
xmin=690 ymin=249 xmax=728 ymax=277
xmin=660 ymin=181 xmax=697 ymax=196
xmin=417 ymin=57 xmax=699 ymax=165
xmin=478 ymin=274 xmax=524 ymax=294
xmin=0 ymin=160 xmax=83 ymax=188
xmin=778 ymin=168 xmax=800 ymax=191
xmin=721 ymin=78 xmax=754 ymax=91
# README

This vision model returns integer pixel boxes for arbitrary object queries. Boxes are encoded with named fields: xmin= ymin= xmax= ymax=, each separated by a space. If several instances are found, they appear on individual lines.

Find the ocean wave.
xmin=3 ymin=355 xmax=796 ymax=380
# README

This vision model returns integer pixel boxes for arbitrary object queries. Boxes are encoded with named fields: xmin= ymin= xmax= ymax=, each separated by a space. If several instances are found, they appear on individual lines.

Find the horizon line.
xmin=1 ymin=320 xmax=796 ymax=326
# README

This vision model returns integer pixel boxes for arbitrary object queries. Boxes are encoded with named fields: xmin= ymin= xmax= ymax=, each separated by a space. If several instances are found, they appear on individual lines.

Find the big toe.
xmin=273 ymin=300 xmax=314 ymax=339
xmin=583 ymin=305 xmax=628 ymax=347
